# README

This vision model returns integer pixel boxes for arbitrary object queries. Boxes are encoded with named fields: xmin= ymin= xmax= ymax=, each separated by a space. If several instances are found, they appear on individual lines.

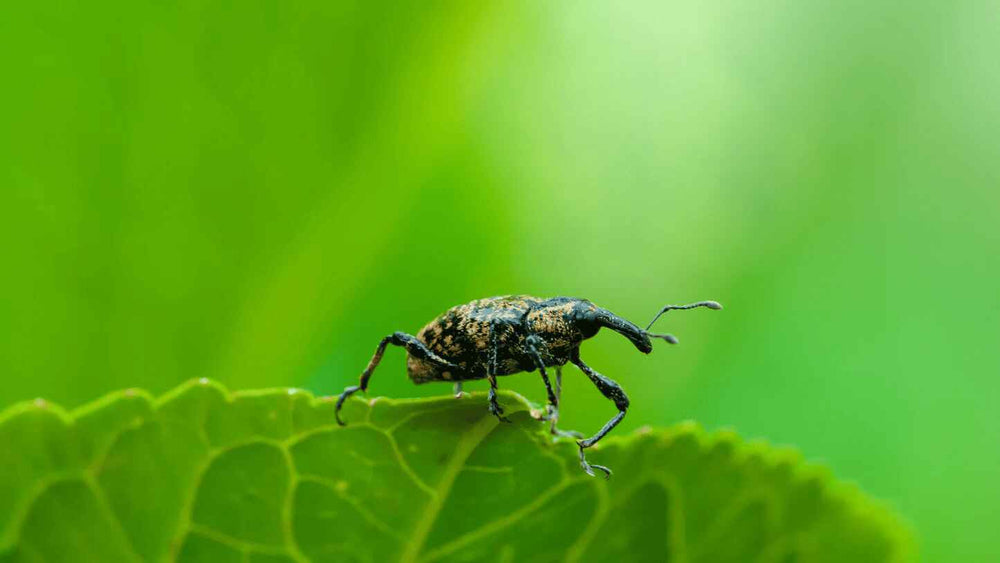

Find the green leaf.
xmin=0 ymin=380 xmax=913 ymax=562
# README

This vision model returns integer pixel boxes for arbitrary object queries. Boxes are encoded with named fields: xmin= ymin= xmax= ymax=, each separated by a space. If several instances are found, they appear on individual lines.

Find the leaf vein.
xmin=83 ymin=476 xmax=144 ymax=563
xmin=298 ymin=475 xmax=407 ymax=542
xmin=399 ymin=413 xmax=498 ymax=563
xmin=420 ymin=478 xmax=582 ymax=563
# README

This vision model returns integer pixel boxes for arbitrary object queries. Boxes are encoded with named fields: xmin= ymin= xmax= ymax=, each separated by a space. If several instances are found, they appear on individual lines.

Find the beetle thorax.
xmin=525 ymin=301 xmax=588 ymax=363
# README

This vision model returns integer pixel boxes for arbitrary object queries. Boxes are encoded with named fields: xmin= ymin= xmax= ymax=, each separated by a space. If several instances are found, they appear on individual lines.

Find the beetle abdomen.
xmin=406 ymin=295 xmax=540 ymax=383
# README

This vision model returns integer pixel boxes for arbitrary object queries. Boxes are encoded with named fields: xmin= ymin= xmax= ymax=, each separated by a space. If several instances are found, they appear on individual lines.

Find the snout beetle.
xmin=335 ymin=296 xmax=721 ymax=478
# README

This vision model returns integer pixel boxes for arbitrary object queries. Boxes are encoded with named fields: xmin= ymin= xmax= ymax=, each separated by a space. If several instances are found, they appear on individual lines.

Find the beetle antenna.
xmin=644 ymin=300 xmax=722 ymax=331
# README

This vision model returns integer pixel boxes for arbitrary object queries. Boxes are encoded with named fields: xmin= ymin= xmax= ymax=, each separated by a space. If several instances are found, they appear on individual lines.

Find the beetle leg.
xmin=537 ymin=364 xmax=563 ymax=432
xmin=525 ymin=335 xmax=557 ymax=414
xmin=549 ymin=366 xmax=560 ymax=425
xmin=541 ymin=370 xmax=558 ymax=424
xmin=485 ymin=323 xmax=510 ymax=423
xmin=540 ymin=368 xmax=582 ymax=439
xmin=335 ymin=331 xmax=457 ymax=425
xmin=550 ymin=366 xmax=584 ymax=439
xmin=571 ymin=352 xmax=629 ymax=479
xmin=486 ymin=374 xmax=509 ymax=422
xmin=525 ymin=337 xmax=584 ymax=439
xmin=555 ymin=365 xmax=562 ymax=410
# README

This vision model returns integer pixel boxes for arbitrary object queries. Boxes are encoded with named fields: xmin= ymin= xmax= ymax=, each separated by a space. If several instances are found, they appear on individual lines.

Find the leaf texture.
xmin=0 ymin=380 xmax=913 ymax=562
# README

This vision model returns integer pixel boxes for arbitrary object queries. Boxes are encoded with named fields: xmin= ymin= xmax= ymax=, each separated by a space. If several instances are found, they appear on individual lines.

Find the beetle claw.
xmin=488 ymin=402 xmax=511 ymax=423
xmin=334 ymin=385 xmax=364 ymax=426
xmin=591 ymin=464 xmax=613 ymax=479
xmin=578 ymin=443 xmax=613 ymax=479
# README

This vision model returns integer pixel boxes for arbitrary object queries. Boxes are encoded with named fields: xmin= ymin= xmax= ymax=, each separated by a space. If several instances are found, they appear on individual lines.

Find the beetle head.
xmin=575 ymin=306 xmax=654 ymax=353
xmin=575 ymin=300 xmax=723 ymax=353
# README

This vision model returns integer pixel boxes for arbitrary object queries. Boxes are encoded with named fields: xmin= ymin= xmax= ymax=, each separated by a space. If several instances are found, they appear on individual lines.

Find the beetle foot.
xmin=534 ymin=405 xmax=555 ymax=422
xmin=334 ymin=385 xmax=363 ymax=426
xmin=488 ymin=402 xmax=511 ymax=423
xmin=544 ymin=404 xmax=557 ymax=421
xmin=578 ymin=442 xmax=612 ymax=479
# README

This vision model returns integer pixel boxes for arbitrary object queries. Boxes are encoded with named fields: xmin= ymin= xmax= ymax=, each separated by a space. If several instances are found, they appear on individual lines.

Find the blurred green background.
xmin=2 ymin=1 xmax=997 ymax=560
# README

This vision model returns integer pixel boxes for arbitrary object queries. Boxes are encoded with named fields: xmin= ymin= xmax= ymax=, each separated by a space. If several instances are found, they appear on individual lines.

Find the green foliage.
xmin=3 ymin=1 xmax=1000 ymax=559
xmin=0 ymin=381 xmax=911 ymax=562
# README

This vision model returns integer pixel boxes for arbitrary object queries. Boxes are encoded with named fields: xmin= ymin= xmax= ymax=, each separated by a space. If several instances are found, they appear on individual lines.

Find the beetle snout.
xmin=634 ymin=336 xmax=654 ymax=354
xmin=625 ymin=329 xmax=654 ymax=353
xmin=596 ymin=309 xmax=653 ymax=354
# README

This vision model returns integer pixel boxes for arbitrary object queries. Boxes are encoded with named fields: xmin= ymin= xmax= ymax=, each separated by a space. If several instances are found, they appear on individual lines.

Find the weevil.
xmin=335 ymin=295 xmax=721 ymax=478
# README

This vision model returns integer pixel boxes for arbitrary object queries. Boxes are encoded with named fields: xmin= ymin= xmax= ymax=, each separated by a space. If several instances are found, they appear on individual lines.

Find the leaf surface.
xmin=0 ymin=381 xmax=913 ymax=562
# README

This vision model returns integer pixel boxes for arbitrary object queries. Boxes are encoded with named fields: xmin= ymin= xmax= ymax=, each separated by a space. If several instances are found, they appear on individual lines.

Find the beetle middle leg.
xmin=548 ymin=366 xmax=584 ymax=439
xmin=486 ymin=374 xmax=510 ymax=423
xmin=525 ymin=336 xmax=582 ymax=439
xmin=571 ymin=351 xmax=629 ymax=479
xmin=335 ymin=331 xmax=456 ymax=425
xmin=485 ymin=322 xmax=511 ymax=423
xmin=539 ymin=366 xmax=584 ymax=439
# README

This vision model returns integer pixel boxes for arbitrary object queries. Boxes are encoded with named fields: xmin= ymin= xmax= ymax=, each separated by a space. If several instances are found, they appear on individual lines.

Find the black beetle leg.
xmin=525 ymin=337 xmax=584 ymax=440
xmin=550 ymin=366 xmax=560 ymax=429
xmin=485 ymin=323 xmax=510 ymax=423
xmin=542 ymin=370 xmax=558 ymax=427
xmin=335 ymin=331 xmax=456 ymax=425
xmin=550 ymin=365 xmax=584 ymax=439
xmin=555 ymin=365 xmax=562 ymax=412
xmin=487 ymin=374 xmax=509 ymax=423
xmin=571 ymin=351 xmax=629 ymax=479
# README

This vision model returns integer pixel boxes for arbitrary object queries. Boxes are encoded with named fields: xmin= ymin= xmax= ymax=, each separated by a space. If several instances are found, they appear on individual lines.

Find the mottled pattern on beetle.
xmin=408 ymin=295 xmax=554 ymax=384
xmin=526 ymin=300 xmax=594 ymax=363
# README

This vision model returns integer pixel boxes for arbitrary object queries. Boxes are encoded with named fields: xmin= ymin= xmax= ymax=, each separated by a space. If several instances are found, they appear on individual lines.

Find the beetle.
xmin=335 ymin=295 xmax=721 ymax=478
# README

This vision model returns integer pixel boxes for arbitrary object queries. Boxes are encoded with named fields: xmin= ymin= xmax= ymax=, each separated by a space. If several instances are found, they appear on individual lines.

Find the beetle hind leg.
xmin=334 ymin=385 xmax=364 ymax=425
xmin=335 ymin=331 xmax=456 ymax=425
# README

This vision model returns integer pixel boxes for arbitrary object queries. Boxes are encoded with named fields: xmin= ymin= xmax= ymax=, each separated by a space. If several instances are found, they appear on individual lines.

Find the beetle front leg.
xmin=571 ymin=352 xmax=629 ymax=479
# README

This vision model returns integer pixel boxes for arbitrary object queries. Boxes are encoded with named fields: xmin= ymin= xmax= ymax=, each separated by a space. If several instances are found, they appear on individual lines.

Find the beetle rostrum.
xmin=335 ymin=295 xmax=722 ymax=478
